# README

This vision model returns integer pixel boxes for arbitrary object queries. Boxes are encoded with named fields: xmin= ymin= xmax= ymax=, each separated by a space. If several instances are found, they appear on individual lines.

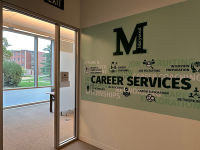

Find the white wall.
xmin=80 ymin=0 xmax=185 ymax=28
xmin=80 ymin=101 xmax=200 ymax=150
xmin=3 ymin=0 xmax=80 ymax=28
xmin=79 ymin=1 xmax=200 ymax=150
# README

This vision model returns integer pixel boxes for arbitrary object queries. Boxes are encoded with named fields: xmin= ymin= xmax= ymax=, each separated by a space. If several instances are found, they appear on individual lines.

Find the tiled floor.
xmin=3 ymin=102 xmax=101 ymax=150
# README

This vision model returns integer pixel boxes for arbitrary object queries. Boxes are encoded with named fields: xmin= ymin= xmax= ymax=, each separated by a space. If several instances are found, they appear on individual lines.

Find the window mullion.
xmin=51 ymin=40 xmax=54 ymax=86
xmin=34 ymin=36 xmax=38 ymax=87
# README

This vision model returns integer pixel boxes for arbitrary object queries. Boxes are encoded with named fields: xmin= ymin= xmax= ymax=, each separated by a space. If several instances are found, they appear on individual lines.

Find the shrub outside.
xmin=3 ymin=61 xmax=23 ymax=87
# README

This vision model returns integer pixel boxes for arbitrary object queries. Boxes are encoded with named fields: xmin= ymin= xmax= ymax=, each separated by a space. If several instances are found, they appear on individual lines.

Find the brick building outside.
xmin=10 ymin=50 xmax=46 ymax=75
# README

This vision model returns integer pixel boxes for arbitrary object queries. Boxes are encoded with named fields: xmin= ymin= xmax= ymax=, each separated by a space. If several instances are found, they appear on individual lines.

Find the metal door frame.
xmin=0 ymin=2 xmax=80 ymax=149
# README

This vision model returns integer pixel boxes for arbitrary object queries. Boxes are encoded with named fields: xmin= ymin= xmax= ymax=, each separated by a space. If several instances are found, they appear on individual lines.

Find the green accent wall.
xmin=81 ymin=0 xmax=200 ymax=121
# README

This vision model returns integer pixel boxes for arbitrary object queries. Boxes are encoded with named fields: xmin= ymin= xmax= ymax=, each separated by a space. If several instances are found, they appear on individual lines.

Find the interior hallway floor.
xmin=3 ymin=102 xmax=101 ymax=150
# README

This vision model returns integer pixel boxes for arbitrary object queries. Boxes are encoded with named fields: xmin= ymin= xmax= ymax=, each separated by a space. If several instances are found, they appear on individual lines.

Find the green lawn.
xmin=3 ymin=75 xmax=52 ymax=89
xmin=18 ymin=76 xmax=51 ymax=87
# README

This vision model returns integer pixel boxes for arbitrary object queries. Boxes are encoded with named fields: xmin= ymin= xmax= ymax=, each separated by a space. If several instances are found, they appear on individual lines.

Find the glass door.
xmin=54 ymin=25 xmax=78 ymax=148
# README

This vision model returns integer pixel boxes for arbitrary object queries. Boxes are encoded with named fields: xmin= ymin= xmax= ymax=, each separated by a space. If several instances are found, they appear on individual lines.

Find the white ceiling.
xmin=3 ymin=9 xmax=75 ymax=42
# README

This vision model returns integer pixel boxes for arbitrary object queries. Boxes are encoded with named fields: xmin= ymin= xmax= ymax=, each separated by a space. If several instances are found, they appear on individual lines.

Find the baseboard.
xmin=3 ymin=100 xmax=49 ymax=110
xmin=79 ymin=135 xmax=118 ymax=150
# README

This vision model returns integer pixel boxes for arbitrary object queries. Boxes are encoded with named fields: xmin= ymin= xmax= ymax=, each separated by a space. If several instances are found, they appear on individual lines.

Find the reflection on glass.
xmin=38 ymin=38 xmax=52 ymax=87
xmin=2 ymin=7 xmax=55 ymax=108
xmin=3 ymin=31 xmax=35 ymax=89
xmin=59 ymin=26 xmax=76 ymax=143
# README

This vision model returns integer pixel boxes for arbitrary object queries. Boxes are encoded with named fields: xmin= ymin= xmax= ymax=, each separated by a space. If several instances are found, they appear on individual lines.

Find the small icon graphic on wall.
xmin=146 ymin=94 xmax=155 ymax=102
xmin=86 ymin=86 xmax=90 ymax=91
xmin=85 ymin=66 xmax=90 ymax=73
xmin=109 ymin=62 xmax=117 ymax=73
xmin=191 ymin=61 xmax=200 ymax=73
xmin=177 ymin=87 xmax=200 ymax=103
xmin=189 ymin=87 xmax=200 ymax=98
xmin=143 ymin=59 xmax=155 ymax=69
xmin=123 ymin=87 xmax=130 ymax=97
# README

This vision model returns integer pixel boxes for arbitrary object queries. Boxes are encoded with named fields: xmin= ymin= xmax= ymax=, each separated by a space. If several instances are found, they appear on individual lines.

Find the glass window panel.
xmin=38 ymin=38 xmax=52 ymax=87
xmin=3 ymin=31 xmax=35 ymax=89
xmin=2 ymin=7 xmax=55 ymax=108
